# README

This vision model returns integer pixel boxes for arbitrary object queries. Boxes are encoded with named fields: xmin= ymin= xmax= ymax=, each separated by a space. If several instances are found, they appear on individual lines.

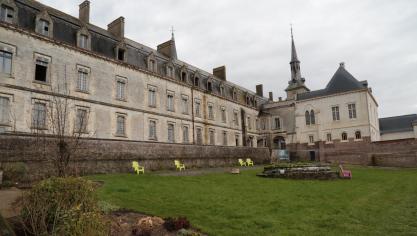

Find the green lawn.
xmin=89 ymin=167 xmax=417 ymax=236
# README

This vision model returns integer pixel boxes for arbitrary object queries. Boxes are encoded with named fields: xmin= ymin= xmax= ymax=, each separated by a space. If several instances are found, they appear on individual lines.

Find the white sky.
xmin=39 ymin=0 xmax=417 ymax=117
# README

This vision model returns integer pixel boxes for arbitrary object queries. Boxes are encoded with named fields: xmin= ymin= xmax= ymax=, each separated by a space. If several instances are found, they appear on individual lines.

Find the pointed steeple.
xmin=290 ymin=27 xmax=299 ymax=63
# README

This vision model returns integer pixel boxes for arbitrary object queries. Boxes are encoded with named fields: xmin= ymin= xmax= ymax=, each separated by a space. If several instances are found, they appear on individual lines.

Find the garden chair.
xmin=246 ymin=158 xmax=254 ymax=166
xmin=174 ymin=160 xmax=185 ymax=171
xmin=339 ymin=164 xmax=352 ymax=179
xmin=132 ymin=161 xmax=145 ymax=174
xmin=238 ymin=159 xmax=247 ymax=166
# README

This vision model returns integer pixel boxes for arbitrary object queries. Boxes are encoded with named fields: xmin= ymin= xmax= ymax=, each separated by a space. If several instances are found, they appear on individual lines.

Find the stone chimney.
xmin=340 ymin=62 xmax=345 ymax=68
xmin=256 ymin=84 xmax=263 ymax=97
xmin=269 ymin=92 xmax=273 ymax=101
xmin=79 ymin=0 xmax=90 ymax=23
xmin=213 ymin=66 xmax=226 ymax=81
xmin=108 ymin=17 xmax=125 ymax=39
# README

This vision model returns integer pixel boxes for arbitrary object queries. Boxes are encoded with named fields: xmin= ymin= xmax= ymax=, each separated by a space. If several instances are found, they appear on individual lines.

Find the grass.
xmin=89 ymin=167 xmax=417 ymax=236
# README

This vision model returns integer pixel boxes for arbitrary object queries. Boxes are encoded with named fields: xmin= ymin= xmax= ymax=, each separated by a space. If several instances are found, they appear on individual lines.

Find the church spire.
xmin=290 ymin=26 xmax=299 ymax=63
xmin=290 ymin=26 xmax=301 ymax=81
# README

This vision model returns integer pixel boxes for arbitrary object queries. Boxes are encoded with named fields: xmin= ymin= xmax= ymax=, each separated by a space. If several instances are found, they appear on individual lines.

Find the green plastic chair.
xmin=174 ymin=160 xmax=185 ymax=171
xmin=132 ymin=161 xmax=145 ymax=174
xmin=238 ymin=159 xmax=247 ymax=166
xmin=246 ymin=158 xmax=254 ymax=166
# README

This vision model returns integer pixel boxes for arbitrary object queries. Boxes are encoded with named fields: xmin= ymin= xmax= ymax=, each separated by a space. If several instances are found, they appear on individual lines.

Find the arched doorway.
xmin=273 ymin=136 xmax=286 ymax=150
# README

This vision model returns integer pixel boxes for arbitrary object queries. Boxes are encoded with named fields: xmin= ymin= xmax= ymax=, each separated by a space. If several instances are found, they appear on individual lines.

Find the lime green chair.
xmin=132 ymin=161 xmax=145 ymax=174
xmin=238 ymin=159 xmax=247 ymax=166
xmin=246 ymin=158 xmax=254 ymax=166
xmin=174 ymin=160 xmax=185 ymax=171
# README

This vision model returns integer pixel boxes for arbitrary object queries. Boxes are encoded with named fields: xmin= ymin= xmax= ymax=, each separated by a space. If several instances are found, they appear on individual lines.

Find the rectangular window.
xmin=167 ymin=93 xmax=174 ymax=111
xmin=274 ymin=118 xmax=281 ymax=130
xmin=326 ymin=133 xmax=332 ymax=142
xmin=181 ymin=96 xmax=188 ymax=114
xmin=0 ymin=97 xmax=10 ymax=124
xmin=35 ymin=59 xmax=48 ymax=82
xmin=75 ymin=108 xmax=88 ymax=133
xmin=116 ymin=115 xmax=125 ymax=136
xmin=117 ymin=49 xmax=125 ymax=61
xmin=116 ymin=80 xmax=126 ymax=100
xmin=32 ymin=102 xmax=46 ymax=129
xmin=220 ymin=86 xmax=225 ymax=96
xmin=182 ymin=126 xmax=189 ymax=143
xmin=261 ymin=119 xmax=266 ymax=130
xmin=233 ymin=111 xmax=239 ymax=126
xmin=348 ymin=103 xmax=357 ymax=119
xmin=195 ymin=100 xmax=201 ymax=117
xmin=149 ymin=120 xmax=157 ymax=140
xmin=208 ymin=104 xmax=214 ymax=119
xmin=79 ymin=34 xmax=88 ymax=49
xmin=196 ymin=127 xmax=202 ymax=145
xmin=332 ymin=106 xmax=340 ymax=121
xmin=222 ymin=131 xmax=228 ymax=146
xmin=1 ymin=5 xmax=14 ymax=23
xmin=77 ymin=68 xmax=89 ymax=92
xmin=39 ymin=19 xmax=50 ymax=36
xmin=309 ymin=135 xmax=314 ymax=144
xmin=0 ymin=50 xmax=12 ymax=75
xmin=247 ymin=116 xmax=252 ymax=130
xmin=167 ymin=66 xmax=174 ymax=78
xmin=148 ymin=87 xmax=157 ymax=107
xmin=167 ymin=123 xmax=175 ymax=143
xmin=209 ymin=129 xmax=215 ymax=145
xmin=221 ymin=107 xmax=226 ymax=123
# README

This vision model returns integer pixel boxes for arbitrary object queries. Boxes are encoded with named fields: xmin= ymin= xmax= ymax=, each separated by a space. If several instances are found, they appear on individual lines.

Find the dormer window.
xmin=232 ymin=88 xmax=237 ymax=100
xmin=77 ymin=27 xmax=91 ymax=50
xmin=194 ymin=76 xmax=200 ymax=87
xmin=118 ymin=48 xmax=125 ymax=61
xmin=220 ymin=85 xmax=225 ymax=96
xmin=166 ymin=65 xmax=174 ymax=78
xmin=39 ymin=20 xmax=50 ymax=36
xmin=0 ymin=4 xmax=15 ymax=24
xmin=36 ymin=11 xmax=53 ymax=37
xmin=207 ymin=80 xmax=213 ymax=92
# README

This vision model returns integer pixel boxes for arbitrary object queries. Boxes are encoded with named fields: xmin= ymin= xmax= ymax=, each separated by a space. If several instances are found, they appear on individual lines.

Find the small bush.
xmin=177 ymin=228 xmax=202 ymax=236
xmin=97 ymin=201 xmax=120 ymax=213
xmin=163 ymin=216 xmax=190 ymax=232
xmin=20 ymin=177 xmax=108 ymax=236
xmin=2 ymin=162 xmax=27 ymax=183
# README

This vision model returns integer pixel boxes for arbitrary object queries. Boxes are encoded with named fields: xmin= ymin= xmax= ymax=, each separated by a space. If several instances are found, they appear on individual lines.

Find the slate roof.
xmin=379 ymin=114 xmax=417 ymax=134
xmin=297 ymin=64 xmax=368 ymax=100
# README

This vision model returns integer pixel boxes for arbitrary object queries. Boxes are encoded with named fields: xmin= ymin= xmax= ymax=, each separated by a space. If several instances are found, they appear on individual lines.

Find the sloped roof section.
xmin=379 ymin=114 xmax=417 ymax=134
xmin=297 ymin=64 xmax=367 ymax=100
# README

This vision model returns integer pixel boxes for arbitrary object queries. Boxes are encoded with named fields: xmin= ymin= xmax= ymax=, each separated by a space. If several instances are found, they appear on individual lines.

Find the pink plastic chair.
xmin=339 ymin=165 xmax=352 ymax=179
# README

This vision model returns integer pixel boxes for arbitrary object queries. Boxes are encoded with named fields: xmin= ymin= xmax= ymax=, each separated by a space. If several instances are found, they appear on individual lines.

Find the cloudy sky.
xmin=40 ymin=0 xmax=417 ymax=117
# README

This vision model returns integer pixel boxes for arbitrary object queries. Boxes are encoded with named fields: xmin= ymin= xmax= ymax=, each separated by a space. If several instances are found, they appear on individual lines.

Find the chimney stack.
xmin=256 ymin=84 xmax=263 ymax=97
xmin=339 ymin=62 xmax=345 ymax=68
xmin=269 ymin=92 xmax=273 ymax=101
xmin=213 ymin=66 xmax=226 ymax=81
xmin=108 ymin=17 xmax=125 ymax=39
xmin=79 ymin=0 xmax=90 ymax=23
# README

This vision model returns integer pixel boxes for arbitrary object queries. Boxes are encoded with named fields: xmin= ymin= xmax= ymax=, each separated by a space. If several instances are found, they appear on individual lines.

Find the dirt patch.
xmin=0 ymin=187 xmax=23 ymax=218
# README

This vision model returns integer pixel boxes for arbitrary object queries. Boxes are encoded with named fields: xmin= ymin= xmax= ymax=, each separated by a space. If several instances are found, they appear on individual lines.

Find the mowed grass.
xmin=89 ymin=167 xmax=417 ymax=236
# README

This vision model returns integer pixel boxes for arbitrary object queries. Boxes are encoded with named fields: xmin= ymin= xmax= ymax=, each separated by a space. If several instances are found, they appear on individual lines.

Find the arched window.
xmin=310 ymin=110 xmax=315 ymax=125
xmin=355 ymin=131 xmax=362 ymax=140
xmin=194 ymin=76 xmax=200 ymax=87
xmin=341 ymin=132 xmax=348 ymax=141
xmin=305 ymin=111 xmax=310 ymax=125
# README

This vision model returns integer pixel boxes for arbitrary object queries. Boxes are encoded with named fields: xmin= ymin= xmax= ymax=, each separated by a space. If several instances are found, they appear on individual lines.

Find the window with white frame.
xmin=341 ymin=132 xmax=348 ymax=141
xmin=35 ymin=58 xmax=49 ymax=82
xmin=166 ymin=65 xmax=174 ymax=78
xmin=348 ymin=103 xmax=357 ymax=119
xmin=274 ymin=117 xmax=281 ymax=130
xmin=196 ymin=127 xmax=202 ymax=145
xmin=355 ymin=131 xmax=362 ymax=140
xmin=149 ymin=120 xmax=157 ymax=140
xmin=167 ymin=92 xmax=174 ymax=111
xmin=77 ymin=67 xmax=89 ymax=92
xmin=209 ymin=129 xmax=215 ymax=145
xmin=0 ymin=50 xmax=12 ymax=75
xmin=310 ymin=110 xmax=315 ymax=125
xmin=182 ymin=125 xmax=189 ymax=143
xmin=116 ymin=114 xmax=126 ymax=136
xmin=222 ymin=131 xmax=228 ymax=146
xmin=208 ymin=103 xmax=214 ymax=120
xmin=221 ymin=107 xmax=226 ymax=123
xmin=148 ymin=86 xmax=157 ymax=107
xmin=195 ymin=99 xmax=201 ymax=117
xmin=233 ymin=111 xmax=239 ymax=126
xmin=75 ymin=108 xmax=88 ymax=133
xmin=181 ymin=95 xmax=188 ymax=114
xmin=326 ymin=133 xmax=332 ymax=142
xmin=79 ymin=34 xmax=89 ymax=49
xmin=167 ymin=123 xmax=175 ymax=143
xmin=32 ymin=102 xmax=47 ymax=129
xmin=332 ymin=106 xmax=340 ymax=121
xmin=0 ymin=5 xmax=15 ymax=24
xmin=0 ymin=96 xmax=10 ymax=125
xmin=116 ymin=79 xmax=126 ymax=100
xmin=305 ymin=111 xmax=310 ymax=125
xmin=309 ymin=135 xmax=314 ymax=144
xmin=148 ymin=59 xmax=157 ymax=72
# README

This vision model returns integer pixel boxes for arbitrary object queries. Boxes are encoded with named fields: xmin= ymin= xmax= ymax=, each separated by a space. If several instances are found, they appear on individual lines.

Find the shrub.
xmin=0 ymin=212 xmax=16 ymax=236
xmin=177 ymin=228 xmax=202 ymax=236
xmin=20 ymin=177 xmax=108 ymax=236
xmin=163 ymin=216 xmax=190 ymax=232
xmin=2 ymin=162 xmax=28 ymax=183
xmin=97 ymin=201 xmax=119 ymax=214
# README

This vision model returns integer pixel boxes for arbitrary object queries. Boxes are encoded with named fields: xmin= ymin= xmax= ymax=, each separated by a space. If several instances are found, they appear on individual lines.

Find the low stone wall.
xmin=0 ymin=134 xmax=270 ymax=179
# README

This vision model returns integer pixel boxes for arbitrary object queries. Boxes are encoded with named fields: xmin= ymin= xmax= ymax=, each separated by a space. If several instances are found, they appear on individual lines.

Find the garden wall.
xmin=0 ymin=134 xmax=270 ymax=180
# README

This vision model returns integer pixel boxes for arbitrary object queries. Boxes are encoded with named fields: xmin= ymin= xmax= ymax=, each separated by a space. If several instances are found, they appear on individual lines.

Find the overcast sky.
xmin=40 ymin=0 xmax=417 ymax=117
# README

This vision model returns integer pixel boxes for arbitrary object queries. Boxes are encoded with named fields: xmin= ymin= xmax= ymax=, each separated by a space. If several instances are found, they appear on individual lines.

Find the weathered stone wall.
xmin=0 ymin=134 xmax=270 ymax=179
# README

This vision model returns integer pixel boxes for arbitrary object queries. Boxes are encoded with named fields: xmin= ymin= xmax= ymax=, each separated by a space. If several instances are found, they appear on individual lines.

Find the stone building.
xmin=0 ymin=0 xmax=416 ymax=162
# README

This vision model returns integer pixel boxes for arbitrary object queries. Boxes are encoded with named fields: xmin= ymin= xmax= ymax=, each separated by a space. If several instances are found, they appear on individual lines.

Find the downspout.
xmin=191 ymin=86 xmax=195 ymax=145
